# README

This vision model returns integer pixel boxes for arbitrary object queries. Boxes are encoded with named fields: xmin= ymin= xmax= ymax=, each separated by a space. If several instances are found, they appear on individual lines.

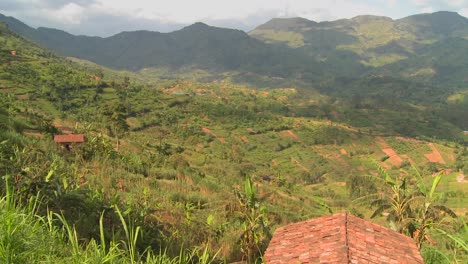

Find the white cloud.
xmin=43 ymin=2 xmax=86 ymax=24
xmin=90 ymin=0 xmax=385 ymax=23
xmin=411 ymin=0 xmax=468 ymax=10
xmin=0 ymin=0 xmax=466 ymax=36
xmin=460 ymin=7 xmax=468 ymax=16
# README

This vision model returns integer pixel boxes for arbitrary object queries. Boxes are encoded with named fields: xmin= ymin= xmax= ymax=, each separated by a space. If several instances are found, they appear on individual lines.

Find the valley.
xmin=0 ymin=10 xmax=467 ymax=263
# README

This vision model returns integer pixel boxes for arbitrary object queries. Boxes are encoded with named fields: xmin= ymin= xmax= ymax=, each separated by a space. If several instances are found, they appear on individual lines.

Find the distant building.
xmin=54 ymin=134 xmax=85 ymax=150
xmin=265 ymin=212 xmax=423 ymax=263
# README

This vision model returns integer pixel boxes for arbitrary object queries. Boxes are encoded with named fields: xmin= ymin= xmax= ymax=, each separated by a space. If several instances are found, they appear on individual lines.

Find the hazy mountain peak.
xmin=396 ymin=11 xmax=468 ymax=36
xmin=399 ymin=11 xmax=467 ymax=23
xmin=255 ymin=17 xmax=317 ymax=31
xmin=349 ymin=15 xmax=393 ymax=23
xmin=180 ymin=22 xmax=212 ymax=31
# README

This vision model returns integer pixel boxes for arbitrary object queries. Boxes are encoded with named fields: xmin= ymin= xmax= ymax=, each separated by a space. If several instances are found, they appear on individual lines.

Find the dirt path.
xmin=382 ymin=148 xmax=403 ymax=166
xmin=425 ymin=143 xmax=446 ymax=164
xmin=281 ymin=130 xmax=299 ymax=140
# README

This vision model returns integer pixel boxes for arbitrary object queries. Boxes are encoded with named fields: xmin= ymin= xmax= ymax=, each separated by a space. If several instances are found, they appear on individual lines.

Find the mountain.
xmin=0 ymin=14 xmax=325 ymax=83
xmin=2 ymin=11 xmax=467 ymax=85
xmin=250 ymin=11 xmax=468 ymax=66
xmin=250 ymin=12 xmax=468 ymax=98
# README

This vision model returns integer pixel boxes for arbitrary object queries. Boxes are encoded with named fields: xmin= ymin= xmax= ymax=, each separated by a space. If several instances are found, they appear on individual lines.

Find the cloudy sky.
xmin=1 ymin=0 xmax=467 ymax=36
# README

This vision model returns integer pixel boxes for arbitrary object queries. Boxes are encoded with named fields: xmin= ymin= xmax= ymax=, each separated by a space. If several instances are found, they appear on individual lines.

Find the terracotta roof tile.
xmin=265 ymin=212 xmax=423 ymax=264
xmin=54 ymin=134 xmax=85 ymax=143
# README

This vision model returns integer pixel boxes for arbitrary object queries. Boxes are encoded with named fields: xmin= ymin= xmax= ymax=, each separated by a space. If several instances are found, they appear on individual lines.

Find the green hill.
xmin=1 ymin=14 xmax=468 ymax=263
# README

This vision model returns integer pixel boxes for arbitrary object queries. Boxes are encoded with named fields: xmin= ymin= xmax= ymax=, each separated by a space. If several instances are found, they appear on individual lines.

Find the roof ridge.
xmin=344 ymin=212 xmax=350 ymax=264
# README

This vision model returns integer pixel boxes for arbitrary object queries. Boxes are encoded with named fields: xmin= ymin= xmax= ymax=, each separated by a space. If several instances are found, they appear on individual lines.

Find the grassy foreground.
xmin=0 ymin=177 xmax=219 ymax=264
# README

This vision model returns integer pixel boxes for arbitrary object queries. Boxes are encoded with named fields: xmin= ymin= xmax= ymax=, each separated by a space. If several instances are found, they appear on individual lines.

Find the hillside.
xmin=250 ymin=11 xmax=468 ymax=79
xmin=1 ymin=21 xmax=468 ymax=263
xmin=250 ymin=12 xmax=468 ymax=133
xmin=0 ymin=14 xmax=325 ymax=85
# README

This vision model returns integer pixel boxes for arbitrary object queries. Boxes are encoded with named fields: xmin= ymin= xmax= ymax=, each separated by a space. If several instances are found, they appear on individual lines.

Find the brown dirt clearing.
xmin=376 ymin=136 xmax=390 ymax=148
xmin=424 ymin=143 xmax=446 ymax=164
xmin=382 ymin=148 xmax=403 ymax=166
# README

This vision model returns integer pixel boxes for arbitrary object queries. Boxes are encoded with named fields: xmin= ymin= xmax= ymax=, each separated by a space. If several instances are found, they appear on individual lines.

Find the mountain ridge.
xmin=1 ymin=11 xmax=467 ymax=134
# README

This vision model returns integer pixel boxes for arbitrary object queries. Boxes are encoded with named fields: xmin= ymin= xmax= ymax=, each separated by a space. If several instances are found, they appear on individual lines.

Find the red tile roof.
xmin=54 ymin=134 xmax=85 ymax=143
xmin=265 ymin=212 xmax=423 ymax=264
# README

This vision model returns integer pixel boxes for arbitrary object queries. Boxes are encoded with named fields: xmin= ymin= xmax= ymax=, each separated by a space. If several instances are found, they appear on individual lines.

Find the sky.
xmin=1 ymin=0 xmax=467 ymax=36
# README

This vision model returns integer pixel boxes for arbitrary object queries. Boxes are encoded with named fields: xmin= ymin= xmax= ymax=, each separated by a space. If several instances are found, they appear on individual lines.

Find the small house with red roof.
xmin=54 ymin=134 xmax=84 ymax=150
xmin=265 ymin=212 xmax=423 ymax=263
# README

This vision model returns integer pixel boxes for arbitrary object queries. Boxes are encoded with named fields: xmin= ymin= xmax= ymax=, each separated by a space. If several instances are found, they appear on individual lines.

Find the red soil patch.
xmin=376 ymin=136 xmax=390 ymax=148
xmin=202 ymin=127 xmax=217 ymax=137
xmin=382 ymin=148 xmax=403 ymax=166
xmin=340 ymin=148 xmax=347 ymax=155
xmin=282 ymin=130 xmax=299 ymax=140
xmin=424 ymin=143 xmax=446 ymax=164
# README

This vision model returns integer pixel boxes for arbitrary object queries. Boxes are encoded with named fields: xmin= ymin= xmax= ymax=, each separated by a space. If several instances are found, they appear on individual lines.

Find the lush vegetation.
xmin=0 ymin=11 xmax=467 ymax=263
xmin=1 ymin=11 xmax=467 ymax=142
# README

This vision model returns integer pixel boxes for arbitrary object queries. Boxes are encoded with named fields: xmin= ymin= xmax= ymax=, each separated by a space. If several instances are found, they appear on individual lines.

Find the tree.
xmin=102 ymin=102 xmax=129 ymax=151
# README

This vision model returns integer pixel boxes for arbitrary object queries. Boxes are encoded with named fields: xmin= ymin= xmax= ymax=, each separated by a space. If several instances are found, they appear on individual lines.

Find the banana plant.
xmin=235 ymin=177 xmax=270 ymax=263
xmin=411 ymin=167 xmax=457 ymax=249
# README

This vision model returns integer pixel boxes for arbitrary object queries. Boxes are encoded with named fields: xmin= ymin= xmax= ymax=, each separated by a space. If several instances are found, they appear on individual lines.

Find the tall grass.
xmin=0 ymin=175 xmax=64 ymax=263
xmin=0 ymin=175 xmax=221 ymax=264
